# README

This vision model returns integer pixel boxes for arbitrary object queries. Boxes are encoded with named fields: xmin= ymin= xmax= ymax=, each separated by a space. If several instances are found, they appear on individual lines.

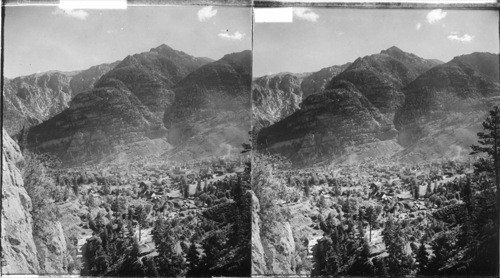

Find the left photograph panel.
xmin=2 ymin=4 xmax=252 ymax=276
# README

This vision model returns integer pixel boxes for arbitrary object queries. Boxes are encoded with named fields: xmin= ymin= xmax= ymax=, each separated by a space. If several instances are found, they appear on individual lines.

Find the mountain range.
xmin=7 ymin=44 xmax=251 ymax=165
xmin=255 ymin=47 xmax=500 ymax=166
xmin=3 ymin=61 xmax=119 ymax=136
xmin=4 ymin=45 xmax=498 ymax=166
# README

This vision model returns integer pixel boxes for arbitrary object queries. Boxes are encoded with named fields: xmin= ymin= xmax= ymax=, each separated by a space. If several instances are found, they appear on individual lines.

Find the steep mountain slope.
xmin=255 ymin=47 xmax=440 ymax=165
xmin=164 ymin=50 xmax=252 ymax=161
xmin=2 ymin=129 xmax=40 ymax=274
xmin=3 ymin=129 xmax=76 ymax=274
xmin=326 ymin=46 xmax=442 ymax=119
xmin=301 ymin=63 xmax=351 ymax=97
xmin=252 ymin=63 xmax=350 ymax=130
xmin=394 ymin=52 xmax=500 ymax=162
xmin=255 ymin=49 xmax=497 ymax=166
xmin=26 ymin=82 xmax=168 ymax=165
xmin=25 ymin=44 xmax=212 ymax=165
xmin=3 ymin=72 xmax=73 ymax=137
xmin=3 ymin=61 xmax=119 ymax=136
xmin=252 ymin=73 xmax=303 ymax=129
xmin=256 ymin=81 xmax=399 ymax=166
xmin=69 ymin=61 xmax=120 ymax=96
xmin=95 ymin=44 xmax=212 ymax=116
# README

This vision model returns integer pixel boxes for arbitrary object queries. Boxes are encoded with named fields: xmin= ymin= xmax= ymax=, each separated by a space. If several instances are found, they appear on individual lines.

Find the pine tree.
xmin=471 ymin=106 xmax=500 ymax=192
xmin=426 ymin=182 xmax=432 ymax=197
xmin=184 ymin=183 xmax=190 ymax=198
xmin=304 ymin=178 xmax=310 ymax=198
xmin=364 ymin=205 xmax=381 ymax=242
xmin=196 ymin=179 xmax=202 ymax=196
xmin=186 ymin=240 xmax=201 ymax=276
xmin=416 ymin=239 xmax=429 ymax=274
xmin=373 ymin=257 xmax=389 ymax=276
xmin=414 ymin=185 xmax=420 ymax=199
xmin=134 ymin=205 xmax=147 ymax=242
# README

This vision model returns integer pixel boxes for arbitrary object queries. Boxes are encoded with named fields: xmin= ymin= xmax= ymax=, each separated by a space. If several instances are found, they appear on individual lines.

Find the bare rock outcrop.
xmin=3 ymin=62 xmax=119 ymax=137
xmin=261 ymin=221 xmax=297 ymax=274
xmin=34 ymin=222 xmax=71 ymax=274
xmin=252 ymin=191 xmax=298 ymax=275
xmin=1 ymin=129 xmax=39 ymax=274
xmin=251 ymin=191 xmax=266 ymax=274
xmin=252 ymin=73 xmax=303 ymax=129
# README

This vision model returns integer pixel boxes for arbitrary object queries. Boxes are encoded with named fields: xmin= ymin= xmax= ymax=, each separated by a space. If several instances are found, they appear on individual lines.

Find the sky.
xmin=254 ymin=8 xmax=499 ymax=77
xmin=4 ymin=5 xmax=251 ymax=78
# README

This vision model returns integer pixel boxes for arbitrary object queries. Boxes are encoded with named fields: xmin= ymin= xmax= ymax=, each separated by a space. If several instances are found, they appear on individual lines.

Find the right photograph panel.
xmin=252 ymin=7 xmax=499 ymax=276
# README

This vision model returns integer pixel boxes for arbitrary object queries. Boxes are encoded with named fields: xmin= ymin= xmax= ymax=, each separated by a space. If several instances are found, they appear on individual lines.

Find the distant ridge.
xmin=3 ymin=61 xmax=120 ymax=136
xmin=256 ymin=47 xmax=499 ymax=166
xmin=26 ymin=44 xmax=214 ymax=165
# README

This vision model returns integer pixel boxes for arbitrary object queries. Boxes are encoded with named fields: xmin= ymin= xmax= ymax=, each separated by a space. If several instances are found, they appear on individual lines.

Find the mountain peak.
xmin=149 ymin=44 xmax=191 ymax=58
xmin=381 ymin=46 xmax=407 ymax=56
xmin=150 ymin=43 xmax=176 ymax=52
xmin=385 ymin=46 xmax=403 ymax=52
xmin=221 ymin=50 xmax=251 ymax=62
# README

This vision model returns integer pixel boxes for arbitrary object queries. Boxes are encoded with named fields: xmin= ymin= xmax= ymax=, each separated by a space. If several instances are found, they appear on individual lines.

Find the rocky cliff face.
xmin=251 ymin=191 xmax=266 ymax=274
xmin=252 ymin=64 xmax=349 ymax=130
xmin=251 ymin=191 xmax=297 ymax=275
xmin=326 ymin=46 xmax=442 ymax=119
xmin=252 ymin=73 xmax=303 ymax=129
xmin=3 ymin=62 xmax=119 ymax=137
xmin=3 ymin=72 xmax=73 ymax=137
xmin=1 ymin=129 xmax=39 ymax=274
xmin=301 ymin=63 xmax=351 ymax=98
xmin=257 ymin=81 xmax=399 ymax=166
xmin=164 ymin=50 xmax=252 ymax=161
xmin=2 ymin=129 xmax=73 ymax=274
xmin=34 ymin=221 xmax=72 ymax=274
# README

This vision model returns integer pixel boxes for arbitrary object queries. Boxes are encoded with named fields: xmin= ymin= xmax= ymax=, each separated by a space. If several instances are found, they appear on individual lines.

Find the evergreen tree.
xmin=304 ymin=178 xmax=310 ymax=198
xmin=134 ymin=205 xmax=147 ymax=241
xmin=364 ymin=205 xmax=381 ymax=242
xmin=348 ymin=238 xmax=374 ymax=276
xmin=416 ymin=239 xmax=429 ymax=274
xmin=471 ymin=106 xmax=500 ymax=192
xmin=142 ymin=256 xmax=159 ymax=277
xmin=186 ymin=240 xmax=201 ymax=276
xmin=426 ymin=182 xmax=432 ymax=197
xmin=196 ymin=179 xmax=202 ymax=196
xmin=184 ymin=183 xmax=190 ymax=198
xmin=152 ymin=218 xmax=187 ymax=277
xmin=383 ymin=217 xmax=413 ymax=276
xmin=373 ymin=257 xmax=389 ymax=276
